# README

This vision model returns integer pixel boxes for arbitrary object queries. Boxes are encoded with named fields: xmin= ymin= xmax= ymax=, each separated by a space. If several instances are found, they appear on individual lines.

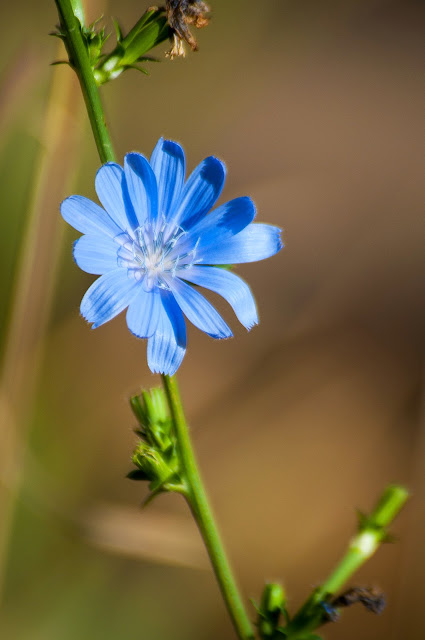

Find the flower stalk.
xmin=54 ymin=1 xmax=255 ymax=638
xmin=54 ymin=0 xmax=114 ymax=163
xmin=162 ymin=374 xmax=255 ymax=640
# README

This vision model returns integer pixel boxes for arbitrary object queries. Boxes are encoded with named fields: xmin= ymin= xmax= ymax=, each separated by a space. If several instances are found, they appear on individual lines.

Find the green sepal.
xmin=130 ymin=393 xmax=148 ymax=426
xmin=132 ymin=441 xmax=174 ymax=484
xmin=119 ymin=17 xmax=168 ymax=67
xmin=142 ymin=486 xmax=163 ymax=507
xmin=356 ymin=510 xmax=377 ymax=531
xmin=215 ymin=264 xmax=234 ymax=271
xmin=382 ymin=532 xmax=397 ymax=544
xmin=141 ymin=387 xmax=169 ymax=425
xmin=123 ymin=7 xmax=162 ymax=45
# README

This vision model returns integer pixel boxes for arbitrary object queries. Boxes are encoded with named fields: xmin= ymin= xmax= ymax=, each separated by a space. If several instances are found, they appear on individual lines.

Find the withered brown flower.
xmin=165 ymin=0 xmax=210 ymax=58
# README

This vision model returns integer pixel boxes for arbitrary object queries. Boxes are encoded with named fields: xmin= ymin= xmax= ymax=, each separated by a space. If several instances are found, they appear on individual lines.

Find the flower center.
xmin=130 ymin=219 xmax=199 ymax=291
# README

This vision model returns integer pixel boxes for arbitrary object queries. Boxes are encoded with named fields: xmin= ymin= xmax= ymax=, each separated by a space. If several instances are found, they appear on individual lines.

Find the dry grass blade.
xmin=0 ymin=44 xmax=83 ymax=602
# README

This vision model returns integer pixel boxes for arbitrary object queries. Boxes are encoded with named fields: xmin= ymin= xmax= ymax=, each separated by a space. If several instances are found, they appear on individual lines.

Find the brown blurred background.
xmin=0 ymin=1 xmax=424 ymax=639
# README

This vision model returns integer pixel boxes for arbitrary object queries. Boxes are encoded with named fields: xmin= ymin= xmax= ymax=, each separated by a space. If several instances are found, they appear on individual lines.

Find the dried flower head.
xmin=165 ymin=0 xmax=210 ymax=58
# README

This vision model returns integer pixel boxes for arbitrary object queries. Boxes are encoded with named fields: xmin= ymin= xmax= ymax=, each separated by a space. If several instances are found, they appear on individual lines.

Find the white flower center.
xmin=129 ymin=218 xmax=199 ymax=291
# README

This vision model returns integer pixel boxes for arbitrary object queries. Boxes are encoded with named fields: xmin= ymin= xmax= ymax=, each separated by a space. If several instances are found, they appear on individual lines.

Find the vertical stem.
xmin=162 ymin=374 xmax=255 ymax=640
xmin=55 ymin=0 xmax=115 ymax=163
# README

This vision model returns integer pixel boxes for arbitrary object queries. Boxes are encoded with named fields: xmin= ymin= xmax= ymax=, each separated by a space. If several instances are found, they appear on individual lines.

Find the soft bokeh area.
xmin=0 ymin=1 xmax=423 ymax=638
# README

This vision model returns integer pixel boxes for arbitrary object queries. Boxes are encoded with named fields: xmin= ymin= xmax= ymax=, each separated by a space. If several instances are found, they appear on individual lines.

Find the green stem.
xmin=284 ymin=485 xmax=409 ymax=639
xmin=55 ymin=2 xmax=254 ymax=637
xmin=55 ymin=0 xmax=115 ymax=163
xmin=162 ymin=374 xmax=255 ymax=640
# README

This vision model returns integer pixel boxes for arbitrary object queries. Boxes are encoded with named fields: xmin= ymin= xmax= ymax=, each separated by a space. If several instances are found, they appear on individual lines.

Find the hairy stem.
xmin=162 ymin=374 xmax=255 ymax=640
xmin=55 ymin=2 xmax=254 ymax=638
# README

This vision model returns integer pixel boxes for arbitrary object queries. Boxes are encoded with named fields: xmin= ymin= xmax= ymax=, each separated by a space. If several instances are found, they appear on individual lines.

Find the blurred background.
xmin=0 ymin=0 xmax=423 ymax=638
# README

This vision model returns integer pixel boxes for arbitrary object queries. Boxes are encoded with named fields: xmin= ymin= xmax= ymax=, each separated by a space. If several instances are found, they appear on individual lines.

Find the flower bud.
xmin=258 ymin=582 xmax=286 ymax=639
xmin=132 ymin=441 xmax=175 ymax=487
xmin=94 ymin=8 xmax=170 ymax=85
xmin=130 ymin=387 xmax=173 ymax=452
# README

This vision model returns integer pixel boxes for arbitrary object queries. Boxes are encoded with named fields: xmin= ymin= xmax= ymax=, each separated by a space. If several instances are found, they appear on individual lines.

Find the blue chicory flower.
xmin=61 ymin=138 xmax=283 ymax=376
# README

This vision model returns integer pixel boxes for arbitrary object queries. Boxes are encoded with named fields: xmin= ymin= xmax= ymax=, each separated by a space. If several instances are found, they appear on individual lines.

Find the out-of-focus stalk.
xmin=0 ymin=44 xmax=83 ymax=601
xmin=0 ymin=48 xmax=41 ymax=152
xmin=283 ymin=485 xmax=409 ymax=639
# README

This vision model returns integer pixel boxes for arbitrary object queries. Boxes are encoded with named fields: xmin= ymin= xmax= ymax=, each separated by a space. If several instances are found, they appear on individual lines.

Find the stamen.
xmin=129 ymin=220 xmax=200 ymax=290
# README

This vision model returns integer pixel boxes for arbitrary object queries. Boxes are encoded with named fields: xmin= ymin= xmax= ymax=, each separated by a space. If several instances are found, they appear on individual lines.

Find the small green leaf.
xmin=250 ymin=598 xmax=262 ymax=616
xmin=49 ymin=31 xmax=66 ymax=40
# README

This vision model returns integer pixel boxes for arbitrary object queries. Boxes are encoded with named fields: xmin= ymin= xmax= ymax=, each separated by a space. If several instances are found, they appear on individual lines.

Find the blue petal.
xmin=169 ymin=277 xmax=232 ymax=339
xmin=124 ymin=153 xmax=158 ymax=226
xmin=197 ymin=223 xmax=283 ymax=264
xmin=150 ymin=138 xmax=185 ymax=219
xmin=80 ymin=269 xmax=139 ymax=328
xmin=126 ymin=287 xmax=161 ymax=338
xmin=173 ymin=156 xmax=226 ymax=229
xmin=95 ymin=163 xmax=138 ymax=232
xmin=61 ymin=195 xmax=121 ymax=237
xmin=179 ymin=196 xmax=256 ymax=254
xmin=182 ymin=266 xmax=258 ymax=330
xmin=73 ymin=234 xmax=118 ymax=274
xmin=147 ymin=290 xmax=186 ymax=375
